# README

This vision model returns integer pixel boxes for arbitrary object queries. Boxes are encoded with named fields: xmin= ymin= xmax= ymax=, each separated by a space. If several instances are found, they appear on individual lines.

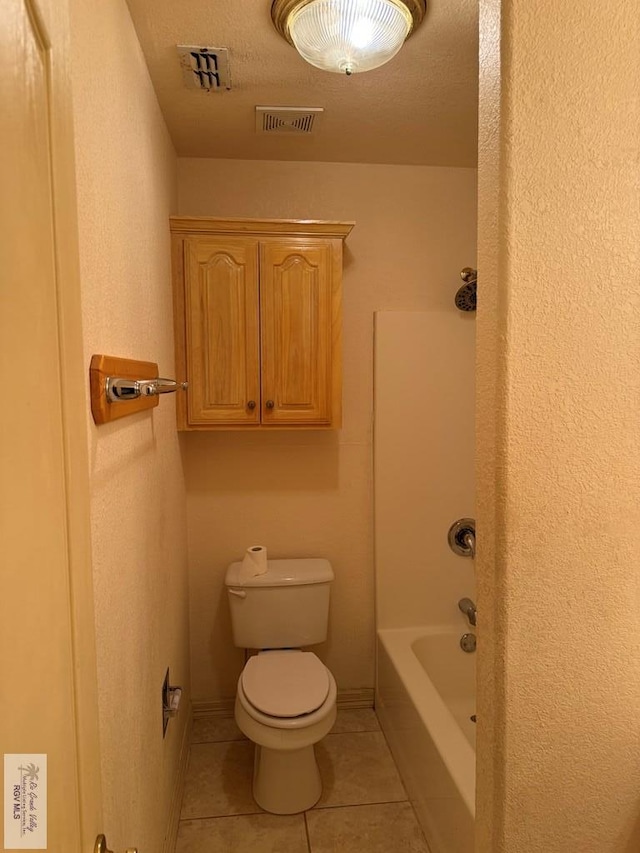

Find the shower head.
xmin=455 ymin=267 xmax=477 ymax=312
xmin=455 ymin=282 xmax=476 ymax=312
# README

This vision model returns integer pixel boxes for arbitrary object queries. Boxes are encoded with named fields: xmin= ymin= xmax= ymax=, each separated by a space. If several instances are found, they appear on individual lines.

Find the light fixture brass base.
xmin=271 ymin=0 xmax=427 ymax=46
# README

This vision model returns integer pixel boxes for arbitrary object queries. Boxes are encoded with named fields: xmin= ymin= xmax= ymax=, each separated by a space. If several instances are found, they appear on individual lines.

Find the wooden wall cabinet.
xmin=171 ymin=217 xmax=354 ymax=430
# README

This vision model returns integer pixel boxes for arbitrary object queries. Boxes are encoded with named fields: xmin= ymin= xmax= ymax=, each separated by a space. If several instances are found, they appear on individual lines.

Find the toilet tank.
xmin=225 ymin=558 xmax=334 ymax=649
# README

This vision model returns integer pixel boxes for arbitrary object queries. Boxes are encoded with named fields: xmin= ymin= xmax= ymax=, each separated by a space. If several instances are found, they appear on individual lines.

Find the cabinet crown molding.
xmin=170 ymin=216 xmax=354 ymax=240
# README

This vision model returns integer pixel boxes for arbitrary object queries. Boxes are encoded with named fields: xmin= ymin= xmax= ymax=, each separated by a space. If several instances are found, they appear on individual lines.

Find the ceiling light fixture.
xmin=271 ymin=0 xmax=427 ymax=76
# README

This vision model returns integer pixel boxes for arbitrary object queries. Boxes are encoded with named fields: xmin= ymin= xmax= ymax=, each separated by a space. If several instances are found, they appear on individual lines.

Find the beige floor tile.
xmin=191 ymin=715 xmax=246 ymax=744
xmin=330 ymin=709 xmax=380 ymax=735
xmin=315 ymin=732 xmax=406 ymax=808
xmin=306 ymin=802 xmax=430 ymax=853
xmin=181 ymin=741 xmax=259 ymax=819
xmin=176 ymin=813 xmax=309 ymax=853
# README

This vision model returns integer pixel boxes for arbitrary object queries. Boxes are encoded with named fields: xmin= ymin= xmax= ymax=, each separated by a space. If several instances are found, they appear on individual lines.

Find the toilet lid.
xmin=241 ymin=651 xmax=330 ymax=718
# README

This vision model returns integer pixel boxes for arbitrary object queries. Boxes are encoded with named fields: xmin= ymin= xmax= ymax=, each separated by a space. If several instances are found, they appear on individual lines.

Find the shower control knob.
xmin=247 ymin=400 xmax=256 ymax=410
xmin=265 ymin=400 xmax=275 ymax=409
xmin=448 ymin=518 xmax=476 ymax=558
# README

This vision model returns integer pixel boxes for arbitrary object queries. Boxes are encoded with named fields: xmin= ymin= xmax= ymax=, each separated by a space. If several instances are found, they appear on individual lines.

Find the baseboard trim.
xmin=163 ymin=703 xmax=192 ymax=853
xmin=193 ymin=697 xmax=234 ymax=718
xmin=193 ymin=688 xmax=374 ymax=719
xmin=336 ymin=688 xmax=375 ymax=710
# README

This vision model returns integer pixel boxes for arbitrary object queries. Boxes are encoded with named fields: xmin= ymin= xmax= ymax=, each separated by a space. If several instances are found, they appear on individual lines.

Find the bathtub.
xmin=376 ymin=627 xmax=475 ymax=853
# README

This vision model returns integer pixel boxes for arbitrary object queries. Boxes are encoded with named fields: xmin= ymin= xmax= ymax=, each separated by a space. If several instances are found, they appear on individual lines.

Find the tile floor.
xmin=177 ymin=709 xmax=431 ymax=852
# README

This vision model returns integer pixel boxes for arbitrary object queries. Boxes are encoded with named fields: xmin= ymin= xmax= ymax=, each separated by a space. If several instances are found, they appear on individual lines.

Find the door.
xmin=260 ymin=239 xmax=335 ymax=425
xmin=1 ymin=0 xmax=103 ymax=851
xmin=184 ymin=237 xmax=261 ymax=425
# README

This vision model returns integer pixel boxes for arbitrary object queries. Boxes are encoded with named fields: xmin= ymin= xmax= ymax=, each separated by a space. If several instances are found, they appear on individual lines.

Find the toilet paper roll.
xmin=241 ymin=545 xmax=268 ymax=578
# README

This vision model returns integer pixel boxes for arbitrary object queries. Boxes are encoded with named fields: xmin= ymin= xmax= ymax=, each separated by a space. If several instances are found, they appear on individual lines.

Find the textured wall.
xmin=177 ymin=158 xmax=477 ymax=701
xmin=70 ymin=2 xmax=189 ymax=851
xmin=476 ymin=1 xmax=640 ymax=850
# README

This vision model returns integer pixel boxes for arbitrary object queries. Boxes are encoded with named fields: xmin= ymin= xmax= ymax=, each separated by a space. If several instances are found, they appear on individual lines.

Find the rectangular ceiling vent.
xmin=255 ymin=106 xmax=323 ymax=135
xmin=177 ymin=46 xmax=231 ymax=91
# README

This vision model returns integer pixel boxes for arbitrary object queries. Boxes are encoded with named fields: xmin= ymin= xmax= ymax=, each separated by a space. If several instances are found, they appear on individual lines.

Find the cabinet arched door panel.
xmin=184 ymin=237 xmax=260 ymax=424
xmin=260 ymin=240 xmax=336 ymax=425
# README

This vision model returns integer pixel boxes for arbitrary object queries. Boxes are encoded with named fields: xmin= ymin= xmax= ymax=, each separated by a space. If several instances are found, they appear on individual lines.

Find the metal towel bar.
xmin=106 ymin=376 xmax=188 ymax=402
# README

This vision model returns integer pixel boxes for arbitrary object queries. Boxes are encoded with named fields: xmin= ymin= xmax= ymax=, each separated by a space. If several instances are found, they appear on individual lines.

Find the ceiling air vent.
xmin=255 ymin=106 xmax=323 ymax=135
xmin=176 ymin=46 xmax=231 ymax=91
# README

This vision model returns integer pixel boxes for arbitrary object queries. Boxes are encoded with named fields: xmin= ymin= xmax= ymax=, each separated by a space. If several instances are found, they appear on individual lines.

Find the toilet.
xmin=225 ymin=557 xmax=337 ymax=814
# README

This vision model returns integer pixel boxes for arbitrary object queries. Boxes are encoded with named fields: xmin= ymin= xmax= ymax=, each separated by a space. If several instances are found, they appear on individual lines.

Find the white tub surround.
xmin=374 ymin=311 xmax=476 ymax=632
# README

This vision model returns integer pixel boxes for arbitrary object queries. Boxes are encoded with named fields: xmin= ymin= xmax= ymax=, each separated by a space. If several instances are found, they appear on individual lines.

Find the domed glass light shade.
xmin=286 ymin=0 xmax=415 ymax=76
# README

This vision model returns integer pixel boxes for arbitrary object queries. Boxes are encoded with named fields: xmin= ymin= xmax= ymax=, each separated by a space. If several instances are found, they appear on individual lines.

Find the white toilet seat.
xmin=237 ymin=654 xmax=337 ymax=731
xmin=241 ymin=650 xmax=330 ymax=718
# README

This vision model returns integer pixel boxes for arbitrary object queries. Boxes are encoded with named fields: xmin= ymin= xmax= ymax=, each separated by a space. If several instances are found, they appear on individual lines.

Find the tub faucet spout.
xmin=458 ymin=597 xmax=477 ymax=627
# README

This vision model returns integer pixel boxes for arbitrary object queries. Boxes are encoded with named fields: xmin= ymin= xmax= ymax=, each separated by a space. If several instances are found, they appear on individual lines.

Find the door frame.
xmin=5 ymin=0 xmax=103 ymax=848
xmin=39 ymin=0 xmax=104 ymax=844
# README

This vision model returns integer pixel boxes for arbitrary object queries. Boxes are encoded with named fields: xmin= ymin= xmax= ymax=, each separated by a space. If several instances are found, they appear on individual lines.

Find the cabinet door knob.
xmin=265 ymin=400 xmax=275 ymax=409
xmin=247 ymin=400 xmax=256 ymax=410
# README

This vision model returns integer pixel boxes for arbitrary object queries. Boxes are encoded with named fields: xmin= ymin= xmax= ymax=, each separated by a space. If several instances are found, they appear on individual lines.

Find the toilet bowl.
xmin=234 ymin=650 xmax=337 ymax=813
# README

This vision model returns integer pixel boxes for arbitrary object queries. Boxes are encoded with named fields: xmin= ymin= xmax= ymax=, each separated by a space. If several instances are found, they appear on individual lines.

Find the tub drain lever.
xmin=460 ymin=633 xmax=476 ymax=653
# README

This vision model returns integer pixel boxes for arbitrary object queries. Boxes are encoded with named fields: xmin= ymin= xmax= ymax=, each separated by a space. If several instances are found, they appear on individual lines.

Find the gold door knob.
xmin=95 ymin=836 xmax=111 ymax=853
xmin=265 ymin=400 xmax=275 ymax=409
xmin=95 ymin=834 xmax=138 ymax=853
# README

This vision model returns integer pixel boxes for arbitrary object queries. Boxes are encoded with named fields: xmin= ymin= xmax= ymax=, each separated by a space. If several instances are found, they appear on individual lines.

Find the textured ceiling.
xmin=125 ymin=0 xmax=478 ymax=167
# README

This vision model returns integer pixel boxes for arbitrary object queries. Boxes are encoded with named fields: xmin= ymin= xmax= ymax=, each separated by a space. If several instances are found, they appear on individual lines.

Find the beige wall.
xmin=178 ymin=158 xmax=477 ymax=701
xmin=476 ymin=1 xmax=640 ymax=851
xmin=70 ymin=2 xmax=189 ymax=851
